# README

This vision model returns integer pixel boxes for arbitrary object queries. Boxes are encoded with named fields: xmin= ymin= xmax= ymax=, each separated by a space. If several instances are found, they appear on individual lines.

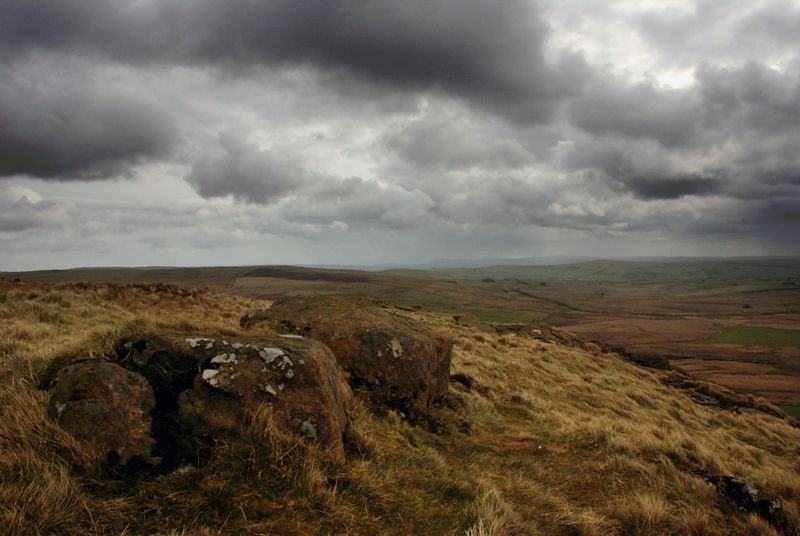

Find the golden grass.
xmin=1 ymin=280 xmax=799 ymax=535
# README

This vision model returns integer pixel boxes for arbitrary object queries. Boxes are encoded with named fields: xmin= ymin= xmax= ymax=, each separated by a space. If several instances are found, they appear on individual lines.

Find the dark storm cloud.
xmin=565 ymin=59 xmax=800 ymax=201
xmin=0 ymin=0 xmax=580 ymax=123
xmin=186 ymin=132 xmax=310 ymax=204
xmin=0 ymin=60 xmax=176 ymax=180
xmin=625 ymin=174 xmax=723 ymax=200
xmin=563 ymin=139 xmax=724 ymax=201
xmin=745 ymin=197 xmax=800 ymax=225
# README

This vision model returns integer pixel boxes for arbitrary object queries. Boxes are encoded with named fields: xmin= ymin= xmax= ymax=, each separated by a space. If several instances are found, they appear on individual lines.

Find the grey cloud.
xmin=281 ymin=177 xmax=437 ymax=230
xmin=186 ymin=133 xmax=310 ymax=204
xmin=0 ymin=186 xmax=67 ymax=231
xmin=0 ymin=0 xmax=579 ymax=123
xmin=2 ymin=0 xmax=800 ymax=264
xmin=463 ymin=181 xmax=625 ymax=231
xmin=696 ymin=62 xmax=800 ymax=134
xmin=737 ymin=1 xmax=800 ymax=50
xmin=0 ymin=59 xmax=176 ymax=180
xmin=637 ymin=0 xmax=800 ymax=67
xmin=571 ymin=81 xmax=700 ymax=148
xmin=382 ymin=107 xmax=535 ymax=171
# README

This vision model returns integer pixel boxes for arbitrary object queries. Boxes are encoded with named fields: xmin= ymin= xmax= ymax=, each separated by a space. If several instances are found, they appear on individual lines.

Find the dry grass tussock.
xmin=1 ymin=280 xmax=799 ymax=535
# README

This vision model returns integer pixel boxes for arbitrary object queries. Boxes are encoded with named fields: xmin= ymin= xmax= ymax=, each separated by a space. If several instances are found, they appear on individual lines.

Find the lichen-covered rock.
xmin=240 ymin=296 xmax=453 ymax=408
xmin=706 ymin=475 xmax=794 ymax=534
xmin=48 ymin=359 xmax=155 ymax=467
xmin=115 ymin=334 xmax=353 ymax=458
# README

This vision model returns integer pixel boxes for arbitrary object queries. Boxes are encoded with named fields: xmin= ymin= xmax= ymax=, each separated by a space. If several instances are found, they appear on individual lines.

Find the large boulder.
xmin=48 ymin=359 xmax=155 ymax=467
xmin=115 ymin=334 xmax=353 ymax=459
xmin=240 ymin=296 xmax=453 ymax=409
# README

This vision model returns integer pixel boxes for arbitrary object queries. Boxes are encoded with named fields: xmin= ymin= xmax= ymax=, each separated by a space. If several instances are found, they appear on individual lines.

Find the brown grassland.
xmin=8 ymin=260 xmax=799 ymax=405
xmin=1 ymin=278 xmax=799 ymax=535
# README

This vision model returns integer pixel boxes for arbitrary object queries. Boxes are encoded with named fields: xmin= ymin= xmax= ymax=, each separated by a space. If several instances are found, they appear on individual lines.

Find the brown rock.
xmin=240 ymin=296 xmax=453 ymax=408
xmin=48 ymin=359 xmax=155 ymax=467
xmin=115 ymin=334 xmax=353 ymax=458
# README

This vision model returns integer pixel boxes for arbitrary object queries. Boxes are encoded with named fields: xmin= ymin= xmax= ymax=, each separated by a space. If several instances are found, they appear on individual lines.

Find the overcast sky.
xmin=1 ymin=0 xmax=799 ymax=270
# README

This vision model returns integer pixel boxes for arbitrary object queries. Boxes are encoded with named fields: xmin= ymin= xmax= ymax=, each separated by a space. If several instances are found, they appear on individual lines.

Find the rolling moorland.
xmin=6 ymin=258 xmax=800 ymax=409
xmin=0 ymin=276 xmax=798 ymax=535
xmin=1 ymin=259 xmax=798 ymax=534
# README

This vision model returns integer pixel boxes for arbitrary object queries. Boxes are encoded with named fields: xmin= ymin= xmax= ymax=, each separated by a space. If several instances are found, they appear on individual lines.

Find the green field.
xmin=709 ymin=326 xmax=800 ymax=347
xmin=779 ymin=405 xmax=800 ymax=419
xmin=386 ymin=288 xmax=546 ymax=323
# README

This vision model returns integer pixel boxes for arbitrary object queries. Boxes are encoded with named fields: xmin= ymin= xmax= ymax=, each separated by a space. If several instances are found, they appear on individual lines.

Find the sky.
xmin=1 ymin=0 xmax=799 ymax=270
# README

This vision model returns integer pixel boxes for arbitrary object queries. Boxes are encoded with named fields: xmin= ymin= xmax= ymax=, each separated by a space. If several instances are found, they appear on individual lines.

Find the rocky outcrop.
xmin=47 ymin=333 xmax=354 ymax=470
xmin=116 ymin=334 xmax=354 ymax=460
xmin=48 ymin=359 xmax=155 ymax=467
xmin=241 ymin=296 xmax=453 ymax=409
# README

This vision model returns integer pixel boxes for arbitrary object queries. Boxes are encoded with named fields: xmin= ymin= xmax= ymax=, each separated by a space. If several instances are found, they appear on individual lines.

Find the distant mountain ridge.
xmin=304 ymin=255 xmax=799 ymax=271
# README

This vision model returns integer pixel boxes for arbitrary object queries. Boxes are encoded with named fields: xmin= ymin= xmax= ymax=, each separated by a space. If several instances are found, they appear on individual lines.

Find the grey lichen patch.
xmin=300 ymin=420 xmax=317 ymax=439
xmin=278 ymin=355 xmax=293 ymax=369
xmin=186 ymin=337 xmax=214 ymax=348
xmin=201 ymin=369 xmax=220 ymax=386
xmin=278 ymin=334 xmax=304 ymax=339
xmin=262 ymin=384 xmax=277 ymax=396
xmin=175 ymin=465 xmax=196 ymax=475
xmin=259 ymin=347 xmax=284 ymax=364
xmin=285 ymin=369 xmax=294 ymax=379
xmin=389 ymin=338 xmax=404 ymax=358
xmin=210 ymin=353 xmax=238 ymax=365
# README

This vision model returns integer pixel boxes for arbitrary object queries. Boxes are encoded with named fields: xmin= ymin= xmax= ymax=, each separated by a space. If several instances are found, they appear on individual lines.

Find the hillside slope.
xmin=1 ymin=280 xmax=798 ymax=535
